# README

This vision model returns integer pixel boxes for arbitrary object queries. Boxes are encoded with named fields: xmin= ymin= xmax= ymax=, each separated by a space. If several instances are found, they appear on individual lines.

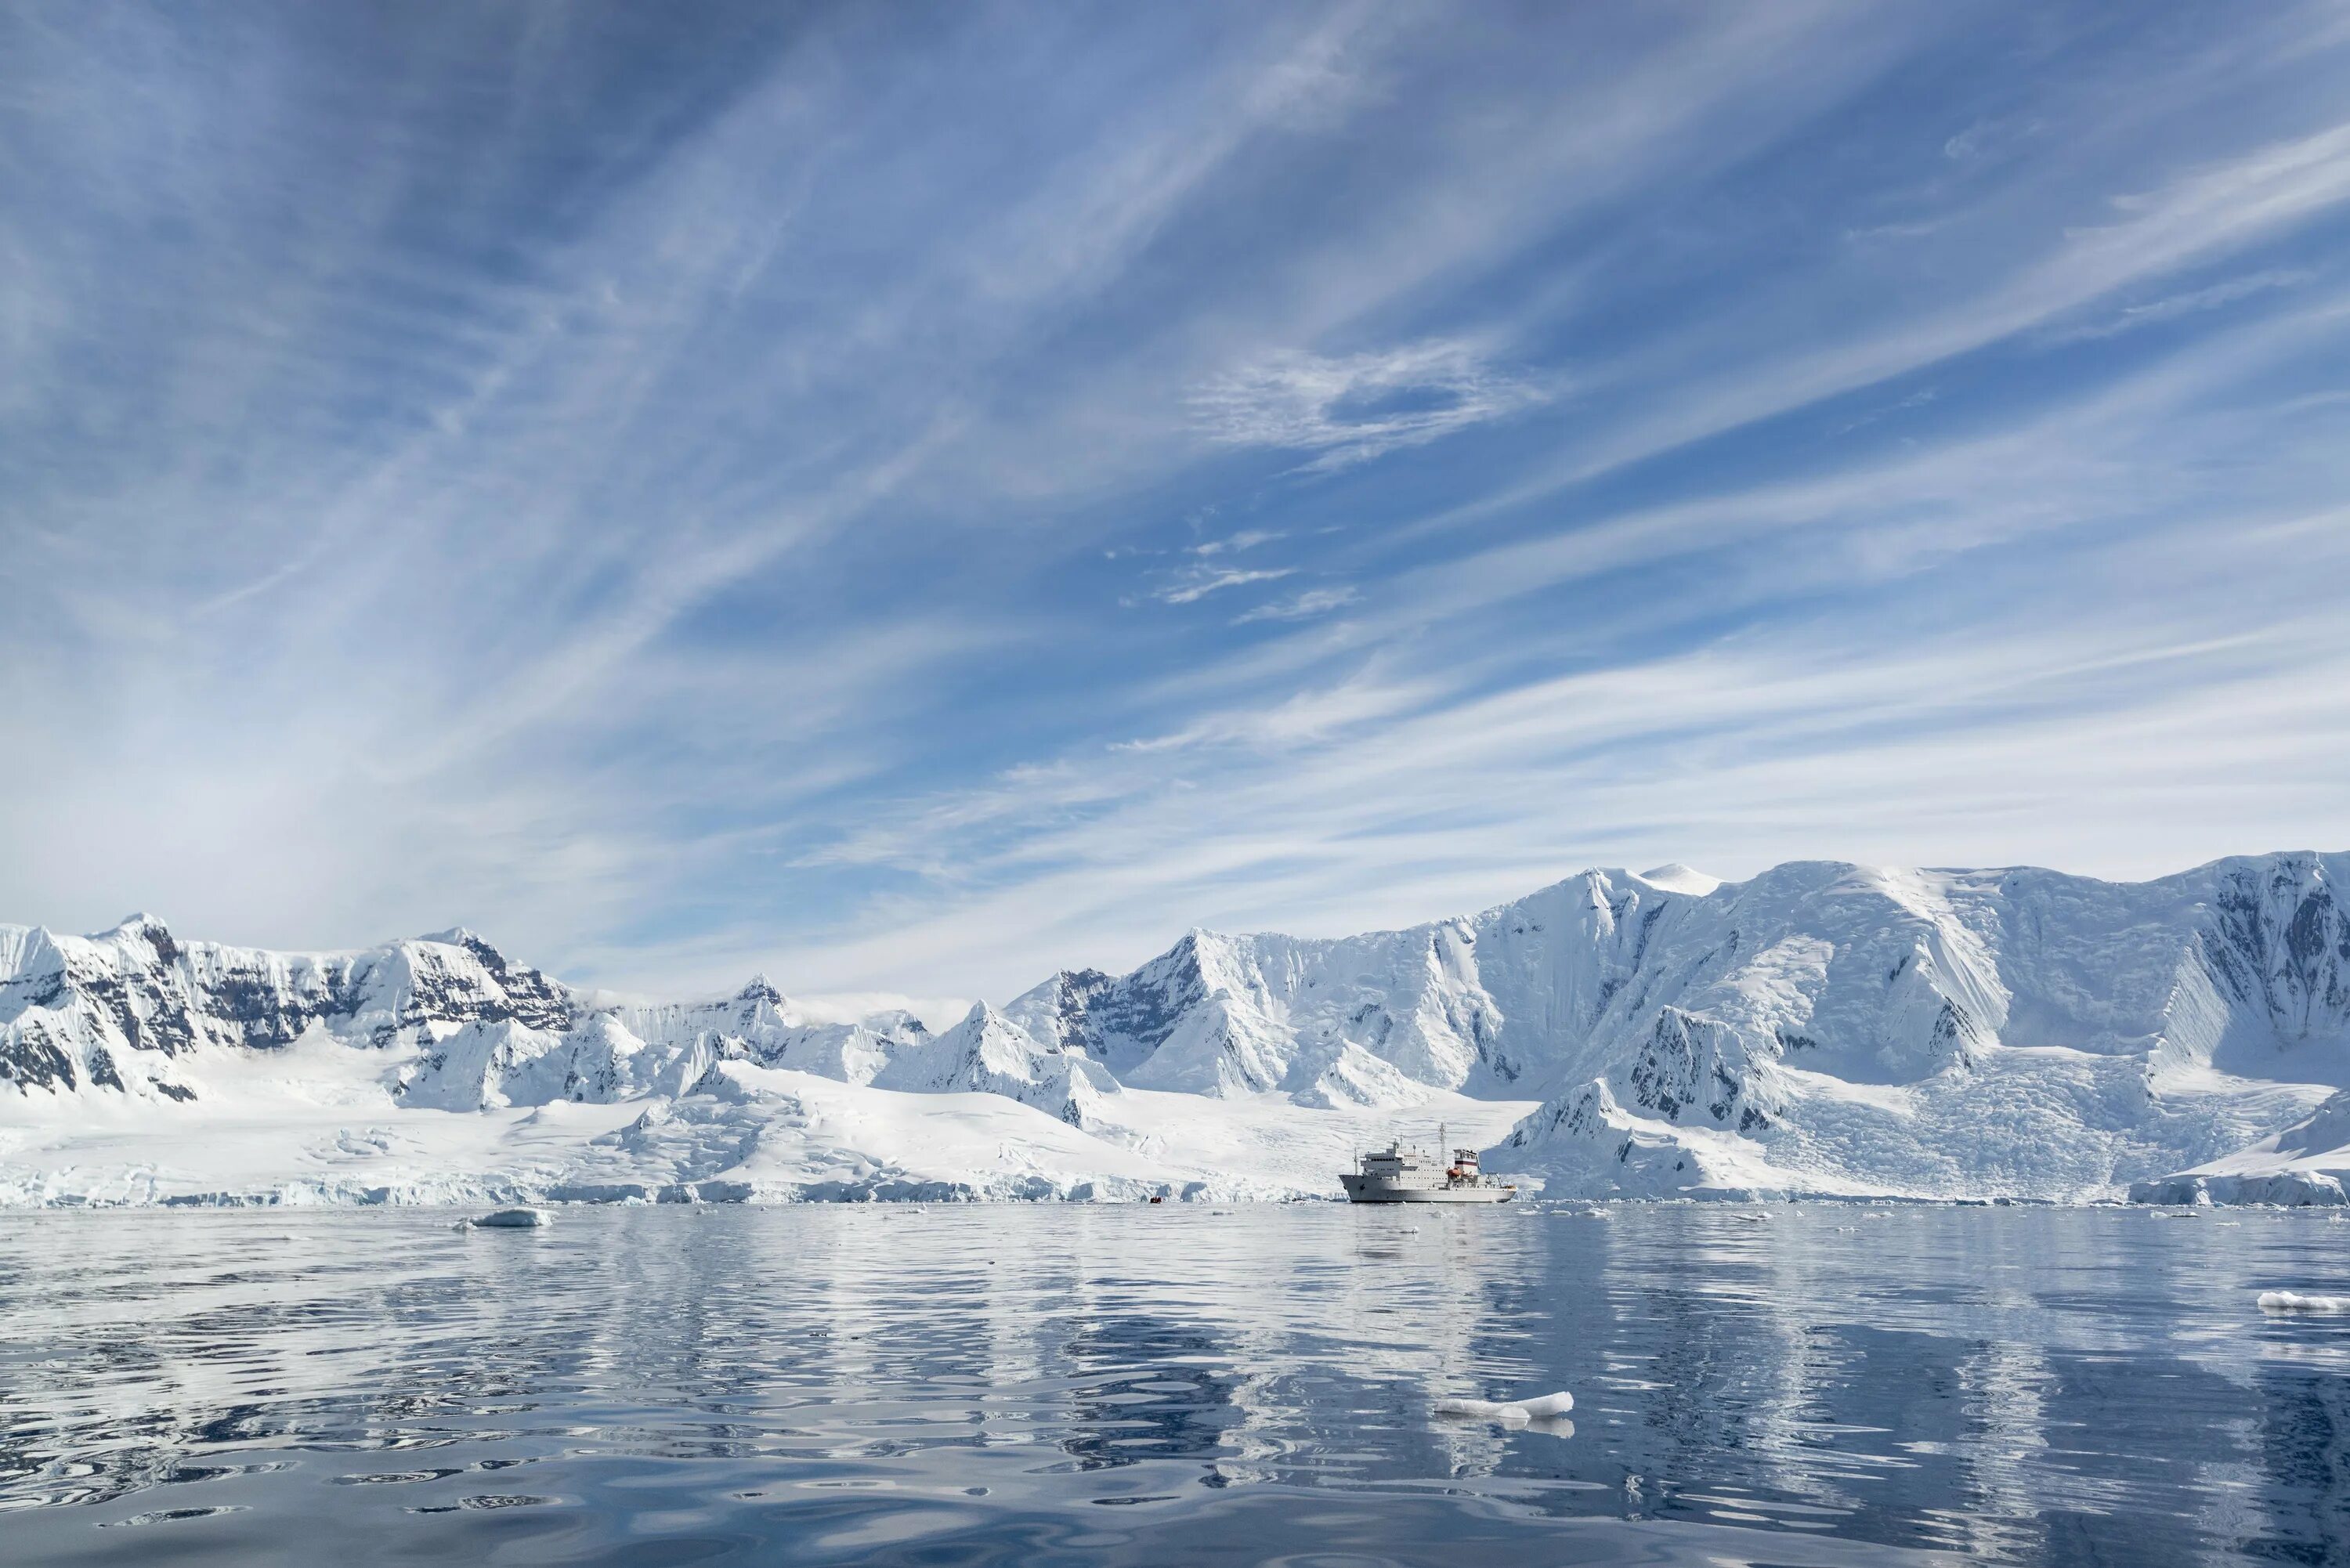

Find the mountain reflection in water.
xmin=3 ymin=1204 xmax=2348 ymax=1565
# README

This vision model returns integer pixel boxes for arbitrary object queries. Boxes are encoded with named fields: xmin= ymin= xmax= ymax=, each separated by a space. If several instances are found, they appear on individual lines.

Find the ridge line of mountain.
xmin=5 ymin=848 xmax=2347 ymax=1204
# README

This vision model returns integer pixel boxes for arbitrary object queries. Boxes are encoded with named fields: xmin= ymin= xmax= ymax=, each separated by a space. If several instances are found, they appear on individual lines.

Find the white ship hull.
xmin=1340 ymin=1175 xmax=1515 ymax=1203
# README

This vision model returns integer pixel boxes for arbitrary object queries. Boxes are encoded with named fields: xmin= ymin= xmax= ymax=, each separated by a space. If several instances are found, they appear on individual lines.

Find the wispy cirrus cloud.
xmin=7 ymin=2 xmax=2350 ymax=1003
xmin=1189 ymin=339 xmax=1548 ymax=471
xmin=1235 ymin=586 xmax=1358 ymax=623
xmin=1190 ymin=529 xmax=1283 ymax=555
xmin=2049 ymin=267 xmax=2315 ymax=340
xmin=1154 ymin=565 xmax=1296 ymax=605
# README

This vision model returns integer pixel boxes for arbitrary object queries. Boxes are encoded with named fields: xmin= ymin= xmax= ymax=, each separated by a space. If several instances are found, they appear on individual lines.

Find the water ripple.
xmin=1 ymin=1205 xmax=2346 ymax=1563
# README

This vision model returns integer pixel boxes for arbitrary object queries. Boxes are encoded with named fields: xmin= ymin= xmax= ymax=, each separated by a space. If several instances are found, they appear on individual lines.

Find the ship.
xmin=1340 ymin=1125 xmax=1517 ymax=1203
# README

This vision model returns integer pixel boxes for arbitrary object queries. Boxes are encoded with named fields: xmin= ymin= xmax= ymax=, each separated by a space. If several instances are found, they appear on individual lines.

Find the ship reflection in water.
xmin=3 ymin=1205 xmax=2348 ymax=1565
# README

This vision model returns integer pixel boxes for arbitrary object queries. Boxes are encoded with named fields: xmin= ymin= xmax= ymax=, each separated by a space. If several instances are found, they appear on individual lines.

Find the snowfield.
xmin=5 ymin=851 xmax=2347 ymax=1205
xmin=0 ymin=1051 xmax=1528 ymax=1208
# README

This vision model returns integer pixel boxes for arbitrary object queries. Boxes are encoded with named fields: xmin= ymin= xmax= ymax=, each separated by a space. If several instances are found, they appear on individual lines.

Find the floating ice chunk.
xmin=1437 ymin=1399 xmax=1530 ymax=1423
xmin=2258 ymin=1291 xmax=2350 ymax=1313
xmin=1437 ymin=1390 xmax=1574 ymax=1423
xmin=470 ymin=1207 xmax=555 ymax=1229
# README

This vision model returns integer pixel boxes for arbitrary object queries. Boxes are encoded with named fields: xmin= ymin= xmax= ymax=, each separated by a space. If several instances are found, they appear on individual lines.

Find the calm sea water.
xmin=4 ymin=1203 xmax=2348 ymax=1566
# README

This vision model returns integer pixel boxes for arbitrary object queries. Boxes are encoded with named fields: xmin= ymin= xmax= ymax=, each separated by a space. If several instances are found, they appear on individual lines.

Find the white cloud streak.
xmin=1191 ymin=338 xmax=1547 ymax=470
xmin=2049 ymin=267 xmax=2315 ymax=340
xmin=1155 ymin=566 xmax=1297 ymax=605
xmin=1407 ymin=113 xmax=2350 ymax=538
xmin=1235 ymin=587 xmax=1358 ymax=623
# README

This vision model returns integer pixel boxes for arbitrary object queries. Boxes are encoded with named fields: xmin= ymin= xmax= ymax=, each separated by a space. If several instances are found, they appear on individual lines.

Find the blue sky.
xmin=5 ymin=2 xmax=2349 ymax=1002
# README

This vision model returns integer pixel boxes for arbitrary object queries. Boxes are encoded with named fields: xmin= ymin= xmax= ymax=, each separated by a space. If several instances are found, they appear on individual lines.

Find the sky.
xmin=5 ymin=2 xmax=2350 ymax=1004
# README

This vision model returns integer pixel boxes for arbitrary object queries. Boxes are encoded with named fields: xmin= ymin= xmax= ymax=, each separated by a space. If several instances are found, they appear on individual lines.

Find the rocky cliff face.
xmin=2198 ymin=856 xmax=2350 ymax=1047
xmin=1003 ymin=922 xmax=1509 ymax=1105
xmin=7 ymin=850 xmax=2348 ymax=1201
xmin=0 ymin=919 xmax=572 ymax=1102
xmin=874 ymin=1003 xmax=1117 ymax=1128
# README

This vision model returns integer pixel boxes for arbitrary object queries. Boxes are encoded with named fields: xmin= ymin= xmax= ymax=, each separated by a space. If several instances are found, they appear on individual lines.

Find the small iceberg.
xmin=469 ymin=1207 xmax=555 ymax=1229
xmin=1437 ymin=1390 xmax=1574 ymax=1423
xmin=2258 ymin=1290 xmax=2350 ymax=1313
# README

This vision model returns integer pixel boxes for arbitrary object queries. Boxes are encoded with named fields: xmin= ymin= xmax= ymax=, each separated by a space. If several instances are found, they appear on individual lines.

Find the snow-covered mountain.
xmin=0 ymin=919 xmax=571 ymax=1100
xmin=4 ymin=850 xmax=2346 ymax=1205
xmin=1491 ymin=854 xmax=2349 ymax=1199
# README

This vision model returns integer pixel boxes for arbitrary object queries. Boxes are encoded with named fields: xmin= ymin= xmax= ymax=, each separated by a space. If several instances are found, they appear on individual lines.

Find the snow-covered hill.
xmin=5 ymin=850 xmax=2346 ymax=1205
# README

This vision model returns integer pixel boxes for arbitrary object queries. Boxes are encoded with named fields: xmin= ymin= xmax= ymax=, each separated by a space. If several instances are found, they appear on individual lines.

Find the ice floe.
xmin=2258 ymin=1291 xmax=2350 ymax=1313
xmin=1436 ymin=1390 xmax=1574 ymax=1422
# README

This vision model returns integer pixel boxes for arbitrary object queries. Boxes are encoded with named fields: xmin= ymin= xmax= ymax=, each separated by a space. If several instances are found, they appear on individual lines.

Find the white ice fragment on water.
xmin=1437 ymin=1390 xmax=1574 ymax=1422
xmin=470 ymin=1207 xmax=555 ymax=1229
xmin=2258 ymin=1291 xmax=2350 ymax=1313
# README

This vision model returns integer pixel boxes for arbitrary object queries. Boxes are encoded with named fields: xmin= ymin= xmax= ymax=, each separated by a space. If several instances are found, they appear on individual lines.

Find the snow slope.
xmin=2129 ymin=1086 xmax=2350 ymax=1206
xmin=5 ymin=850 xmax=2346 ymax=1204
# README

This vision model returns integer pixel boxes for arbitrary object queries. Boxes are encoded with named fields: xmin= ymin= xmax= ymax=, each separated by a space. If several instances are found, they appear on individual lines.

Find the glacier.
xmin=3 ymin=850 xmax=2346 ymax=1206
